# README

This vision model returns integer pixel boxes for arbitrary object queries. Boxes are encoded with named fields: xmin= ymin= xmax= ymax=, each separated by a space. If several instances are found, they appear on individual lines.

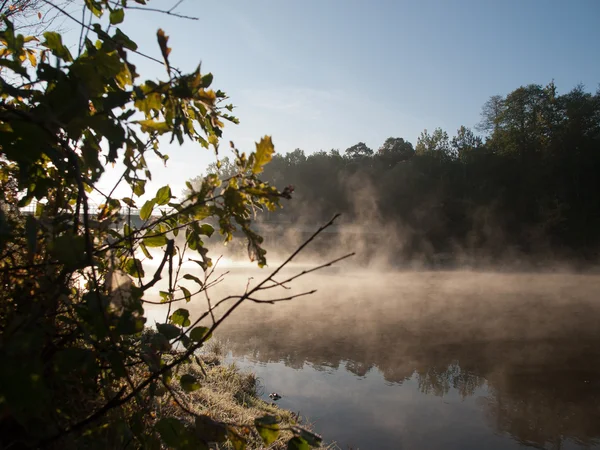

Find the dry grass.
xmin=161 ymin=353 xmax=334 ymax=449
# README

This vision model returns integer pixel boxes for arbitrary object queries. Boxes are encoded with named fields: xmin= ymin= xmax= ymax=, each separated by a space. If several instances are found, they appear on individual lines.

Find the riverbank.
xmin=166 ymin=349 xmax=333 ymax=450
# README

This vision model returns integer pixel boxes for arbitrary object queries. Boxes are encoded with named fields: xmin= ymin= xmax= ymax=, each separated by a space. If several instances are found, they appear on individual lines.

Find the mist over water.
xmin=143 ymin=242 xmax=600 ymax=449
xmin=144 ymin=155 xmax=600 ymax=449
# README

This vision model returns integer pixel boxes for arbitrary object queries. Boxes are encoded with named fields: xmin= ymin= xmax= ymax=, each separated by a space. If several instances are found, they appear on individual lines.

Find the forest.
xmin=198 ymin=82 xmax=600 ymax=267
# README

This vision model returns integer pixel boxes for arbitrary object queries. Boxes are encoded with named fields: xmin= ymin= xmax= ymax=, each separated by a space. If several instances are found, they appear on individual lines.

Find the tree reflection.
xmin=210 ymin=271 xmax=600 ymax=448
xmin=416 ymin=363 xmax=486 ymax=398
xmin=481 ymin=364 xmax=600 ymax=449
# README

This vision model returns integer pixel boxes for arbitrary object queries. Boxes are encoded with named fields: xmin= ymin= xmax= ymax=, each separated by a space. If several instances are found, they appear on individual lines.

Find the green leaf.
xmin=139 ymin=241 xmax=152 ymax=259
xmin=287 ymin=437 xmax=310 ymax=450
xmin=84 ymin=0 xmax=103 ymax=17
xmin=180 ymin=286 xmax=192 ymax=302
xmin=180 ymin=374 xmax=200 ymax=392
xmin=180 ymin=333 xmax=192 ymax=349
xmin=189 ymin=326 xmax=211 ymax=343
xmin=162 ymin=368 xmax=173 ymax=385
xmin=122 ymin=197 xmax=136 ymax=207
xmin=252 ymin=135 xmax=275 ymax=174
xmin=227 ymin=429 xmax=247 ymax=450
xmin=17 ymin=196 xmax=32 ymax=208
xmin=117 ymin=313 xmax=146 ymax=335
xmin=133 ymin=179 xmax=146 ymax=196
xmin=159 ymin=291 xmax=172 ymax=303
xmin=50 ymin=233 xmax=87 ymax=267
xmin=124 ymin=258 xmax=144 ymax=278
xmin=183 ymin=274 xmax=203 ymax=286
xmin=201 ymin=73 xmax=213 ymax=88
xmin=291 ymin=426 xmax=323 ymax=446
xmin=195 ymin=415 xmax=227 ymax=442
xmin=190 ymin=257 xmax=211 ymax=272
xmin=255 ymin=415 xmax=280 ymax=445
xmin=150 ymin=332 xmax=171 ymax=351
xmin=113 ymin=28 xmax=138 ymax=51
xmin=135 ymin=91 xmax=162 ymax=115
xmin=186 ymin=227 xmax=202 ymax=251
xmin=169 ymin=308 xmax=190 ymax=327
xmin=140 ymin=199 xmax=155 ymax=220
xmin=156 ymin=323 xmax=180 ymax=340
xmin=42 ymin=32 xmax=73 ymax=62
xmin=199 ymin=223 xmax=214 ymax=237
xmin=109 ymin=8 xmax=125 ymax=24
xmin=155 ymin=185 xmax=171 ymax=205
xmin=155 ymin=418 xmax=186 ymax=448
xmin=143 ymin=233 xmax=168 ymax=247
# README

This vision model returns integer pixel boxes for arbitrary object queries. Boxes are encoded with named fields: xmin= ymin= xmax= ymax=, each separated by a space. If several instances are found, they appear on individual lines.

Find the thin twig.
xmin=39 ymin=0 xmax=176 ymax=71
xmin=77 ymin=3 xmax=86 ymax=56
xmin=124 ymin=5 xmax=198 ymax=21
xmin=168 ymin=0 xmax=185 ymax=13
xmin=246 ymin=290 xmax=317 ymax=304
xmin=180 ymin=214 xmax=346 ymax=339
xmin=275 ymin=252 xmax=354 ymax=286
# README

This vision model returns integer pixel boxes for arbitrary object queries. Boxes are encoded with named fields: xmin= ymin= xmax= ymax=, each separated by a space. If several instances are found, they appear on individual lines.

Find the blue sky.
xmin=82 ymin=0 xmax=600 ymax=197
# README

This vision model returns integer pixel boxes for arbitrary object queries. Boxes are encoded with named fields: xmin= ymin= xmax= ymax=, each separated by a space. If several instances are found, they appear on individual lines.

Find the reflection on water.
xmin=147 ymin=268 xmax=600 ymax=449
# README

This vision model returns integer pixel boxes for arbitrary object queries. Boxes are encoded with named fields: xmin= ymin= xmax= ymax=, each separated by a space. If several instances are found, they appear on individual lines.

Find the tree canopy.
xmin=0 ymin=1 xmax=331 ymax=448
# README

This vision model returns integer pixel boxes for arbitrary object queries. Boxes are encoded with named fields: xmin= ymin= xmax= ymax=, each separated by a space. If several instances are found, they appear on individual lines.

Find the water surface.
xmin=147 ymin=265 xmax=600 ymax=449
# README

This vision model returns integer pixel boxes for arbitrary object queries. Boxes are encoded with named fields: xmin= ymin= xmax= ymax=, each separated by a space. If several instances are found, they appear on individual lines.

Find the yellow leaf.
xmin=252 ymin=136 xmax=275 ymax=174
xmin=196 ymin=89 xmax=216 ymax=106
xmin=26 ymin=50 xmax=36 ymax=67
xmin=208 ymin=134 xmax=219 ymax=148
xmin=135 ymin=92 xmax=162 ymax=116
xmin=136 ymin=119 xmax=170 ymax=134
xmin=115 ymin=63 xmax=132 ymax=88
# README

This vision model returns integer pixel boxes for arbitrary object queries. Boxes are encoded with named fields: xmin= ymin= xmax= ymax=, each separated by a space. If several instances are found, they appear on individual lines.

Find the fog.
xmin=139 ymin=187 xmax=600 ymax=449
xmin=141 ymin=246 xmax=600 ymax=449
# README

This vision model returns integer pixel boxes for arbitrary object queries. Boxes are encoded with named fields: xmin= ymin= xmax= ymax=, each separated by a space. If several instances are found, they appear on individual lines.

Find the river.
xmin=144 ymin=258 xmax=600 ymax=449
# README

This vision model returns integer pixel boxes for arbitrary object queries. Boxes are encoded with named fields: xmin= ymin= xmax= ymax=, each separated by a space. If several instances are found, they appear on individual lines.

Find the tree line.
xmin=200 ymin=82 xmax=600 ymax=267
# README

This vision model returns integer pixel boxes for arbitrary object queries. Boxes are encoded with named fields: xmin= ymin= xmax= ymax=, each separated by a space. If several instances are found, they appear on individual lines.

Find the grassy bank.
xmin=159 ymin=344 xmax=332 ymax=450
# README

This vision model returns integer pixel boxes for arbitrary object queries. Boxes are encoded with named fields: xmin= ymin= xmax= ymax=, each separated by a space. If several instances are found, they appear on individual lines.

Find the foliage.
xmin=0 ymin=1 xmax=330 ymax=448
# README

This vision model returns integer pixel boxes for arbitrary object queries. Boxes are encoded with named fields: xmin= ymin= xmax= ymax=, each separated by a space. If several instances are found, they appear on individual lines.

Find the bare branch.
xmin=124 ymin=4 xmax=198 ymax=21
xmin=141 ymin=239 xmax=175 ymax=291
xmin=246 ymin=290 xmax=317 ymax=305
xmin=168 ymin=0 xmax=185 ymax=13
xmin=275 ymin=252 xmax=355 ymax=286
xmin=38 ymin=215 xmax=351 ymax=444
